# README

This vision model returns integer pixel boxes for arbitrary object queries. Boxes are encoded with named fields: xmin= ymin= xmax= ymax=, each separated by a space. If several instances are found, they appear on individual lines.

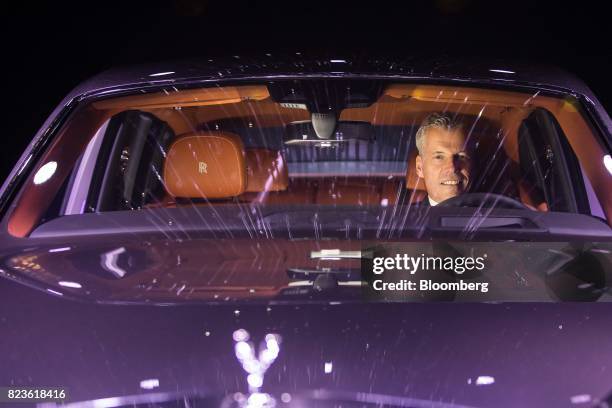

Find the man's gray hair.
xmin=415 ymin=113 xmax=465 ymax=154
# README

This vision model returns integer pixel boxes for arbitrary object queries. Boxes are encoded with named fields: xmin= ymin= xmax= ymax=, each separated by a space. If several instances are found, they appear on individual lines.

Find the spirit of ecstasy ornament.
xmin=233 ymin=329 xmax=282 ymax=407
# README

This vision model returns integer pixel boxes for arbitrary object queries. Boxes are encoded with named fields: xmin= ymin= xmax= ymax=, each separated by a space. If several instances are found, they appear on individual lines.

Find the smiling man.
xmin=415 ymin=113 xmax=473 ymax=206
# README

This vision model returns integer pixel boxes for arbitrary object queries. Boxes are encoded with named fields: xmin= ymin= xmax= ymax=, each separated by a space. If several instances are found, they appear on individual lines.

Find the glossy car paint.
xmin=2 ymin=277 xmax=612 ymax=407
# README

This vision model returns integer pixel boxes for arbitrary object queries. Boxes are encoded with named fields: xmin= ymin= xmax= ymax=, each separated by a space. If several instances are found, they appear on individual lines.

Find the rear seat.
xmin=240 ymin=148 xmax=322 ymax=205
xmin=316 ymin=179 xmax=381 ymax=206
xmin=259 ymin=179 xmax=317 ymax=205
xmin=401 ymin=149 xmax=427 ymax=204
xmin=377 ymin=149 xmax=427 ymax=206
xmin=244 ymin=148 xmax=288 ymax=193
xmin=148 ymin=129 xmax=544 ymax=210
xmin=239 ymin=148 xmax=298 ymax=204
xmin=151 ymin=137 xmax=427 ymax=207
xmin=240 ymin=148 xmax=426 ymax=207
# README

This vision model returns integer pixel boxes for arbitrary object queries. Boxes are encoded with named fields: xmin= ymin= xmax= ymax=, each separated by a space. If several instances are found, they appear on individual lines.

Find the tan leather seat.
xmin=375 ymin=150 xmax=426 ymax=206
xmin=163 ymin=131 xmax=246 ymax=199
xmin=316 ymin=178 xmax=381 ymax=206
xmin=240 ymin=148 xmax=299 ymax=204
xmin=260 ymin=179 xmax=317 ymax=205
xmin=245 ymin=148 xmax=288 ymax=193
xmin=403 ymin=149 xmax=428 ymax=203
xmin=381 ymin=177 xmax=403 ymax=205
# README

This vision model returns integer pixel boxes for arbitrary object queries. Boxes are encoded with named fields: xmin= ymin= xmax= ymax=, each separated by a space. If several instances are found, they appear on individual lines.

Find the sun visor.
xmin=92 ymin=85 xmax=270 ymax=110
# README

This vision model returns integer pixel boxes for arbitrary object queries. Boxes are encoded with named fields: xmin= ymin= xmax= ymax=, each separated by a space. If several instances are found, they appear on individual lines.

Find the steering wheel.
xmin=438 ymin=193 xmax=529 ymax=210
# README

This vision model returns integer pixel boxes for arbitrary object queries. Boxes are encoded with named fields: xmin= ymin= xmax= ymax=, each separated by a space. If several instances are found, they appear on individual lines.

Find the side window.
xmin=86 ymin=111 xmax=174 ymax=212
xmin=518 ymin=108 xmax=589 ymax=213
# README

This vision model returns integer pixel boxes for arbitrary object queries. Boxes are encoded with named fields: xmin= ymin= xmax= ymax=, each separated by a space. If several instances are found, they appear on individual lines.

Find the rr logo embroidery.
xmin=198 ymin=161 xmax=208 ymax=174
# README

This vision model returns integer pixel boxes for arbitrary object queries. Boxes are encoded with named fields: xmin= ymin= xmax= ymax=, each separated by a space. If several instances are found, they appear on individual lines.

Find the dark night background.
xmin=1 ymin=0 xmax=610 ymax=183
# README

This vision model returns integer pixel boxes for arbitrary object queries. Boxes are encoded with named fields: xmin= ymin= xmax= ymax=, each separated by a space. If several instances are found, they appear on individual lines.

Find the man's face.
xmin=415 ymin=127 xmax=472 ymax=203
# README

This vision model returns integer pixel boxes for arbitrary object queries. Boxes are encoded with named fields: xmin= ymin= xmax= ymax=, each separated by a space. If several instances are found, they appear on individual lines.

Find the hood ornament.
xmin=233 ymin=329 xmax=282 ymax=407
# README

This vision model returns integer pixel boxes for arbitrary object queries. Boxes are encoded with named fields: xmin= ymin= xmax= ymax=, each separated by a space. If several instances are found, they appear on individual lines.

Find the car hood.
xmin=2 ymin=233 xmax=612 ymax=304
xmin=2 ymin=278 xmax=612 ymax=407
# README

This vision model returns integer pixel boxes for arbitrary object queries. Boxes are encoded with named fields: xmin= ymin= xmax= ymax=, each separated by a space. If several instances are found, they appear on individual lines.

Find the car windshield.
xmin=2 ymin=79 xmax=611 ymax=303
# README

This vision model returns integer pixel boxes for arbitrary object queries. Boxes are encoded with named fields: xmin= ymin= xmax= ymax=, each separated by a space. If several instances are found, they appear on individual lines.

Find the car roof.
xmin=70 ymin=53 xmax=596 ymax=101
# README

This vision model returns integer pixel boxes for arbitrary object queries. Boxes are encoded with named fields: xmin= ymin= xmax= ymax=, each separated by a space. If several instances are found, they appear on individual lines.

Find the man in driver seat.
xmin=415 ymin=113 xmax=473 ymax=206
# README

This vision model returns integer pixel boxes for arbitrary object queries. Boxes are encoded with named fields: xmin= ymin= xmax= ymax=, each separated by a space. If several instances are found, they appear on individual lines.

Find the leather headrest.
xmin=405 ymin=149 xmax=425 ymax=192
xmin=245 ymin=149 xmax=288 ymax=192
xmin=163 ymin=132 xmax=246 ymax=199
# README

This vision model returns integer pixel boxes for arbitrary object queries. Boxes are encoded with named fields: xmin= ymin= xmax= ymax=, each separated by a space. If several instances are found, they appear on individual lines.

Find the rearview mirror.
xmin=284 ymin=120 xmax=374 ymax=146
